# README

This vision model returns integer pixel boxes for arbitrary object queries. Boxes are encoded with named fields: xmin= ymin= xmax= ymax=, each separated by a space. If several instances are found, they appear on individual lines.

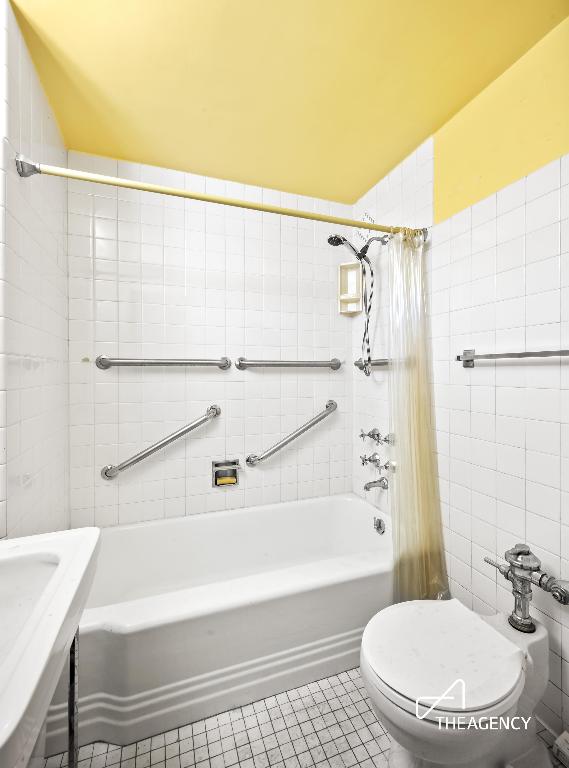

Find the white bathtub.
xmin=46 ymin=493 xmax=393 ymax=752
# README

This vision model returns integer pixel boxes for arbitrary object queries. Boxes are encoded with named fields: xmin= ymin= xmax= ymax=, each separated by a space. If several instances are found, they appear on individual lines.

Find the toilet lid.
xmin=361 ymin=599 xmax=525 ymax=715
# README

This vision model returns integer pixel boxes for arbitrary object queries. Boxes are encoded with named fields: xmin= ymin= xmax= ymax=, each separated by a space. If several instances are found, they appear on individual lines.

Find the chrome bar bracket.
xmin=236 ymin=358 xmax=341 ymax=370
xmin=96 ymin=355 xmax=231 ymax=370
xmin=246 ymin=400 xmax=337 ymax=466
xmin=102 ymin=404 xmax=221 ymax=479
xmin=354 ymin=358 xmax=389 ymax=370
xmin=15 ymin=153 xmax=41 ymax=177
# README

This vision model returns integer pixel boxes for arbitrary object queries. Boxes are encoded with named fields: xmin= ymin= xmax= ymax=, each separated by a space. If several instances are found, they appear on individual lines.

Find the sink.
xmin=0 ymin=528 xmax=100 ymax=768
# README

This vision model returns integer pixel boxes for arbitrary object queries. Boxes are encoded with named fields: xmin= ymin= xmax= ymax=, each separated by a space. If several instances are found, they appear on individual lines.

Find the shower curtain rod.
xmin=15 ymin=155 xmax=425 ymax=237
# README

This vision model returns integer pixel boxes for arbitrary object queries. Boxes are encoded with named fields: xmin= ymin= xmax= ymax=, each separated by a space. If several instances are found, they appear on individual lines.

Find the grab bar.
xmin=246 ymin=400 xmax=337 ymax=466
xmin=236 ymin=358 xmax=341 ymax=370
xmin=458 ymin=348 xmax=569 ymax=368
xmin=96 ymin=356 xmax=231 ymax=370
xmin=101 ymin=404 xmax=221 ymax=479
xmin=354 ymin=358 xmax=390 ymax=370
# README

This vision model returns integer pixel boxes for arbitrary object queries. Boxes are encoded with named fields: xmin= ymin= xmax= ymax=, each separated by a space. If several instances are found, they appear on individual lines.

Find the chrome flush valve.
xmin=485 ymin=543 xmax=569 ymax=633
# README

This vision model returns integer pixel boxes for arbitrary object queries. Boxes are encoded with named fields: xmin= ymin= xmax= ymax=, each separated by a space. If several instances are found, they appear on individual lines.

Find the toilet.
xmin=360 ymin=599 xmax=551 ymax=768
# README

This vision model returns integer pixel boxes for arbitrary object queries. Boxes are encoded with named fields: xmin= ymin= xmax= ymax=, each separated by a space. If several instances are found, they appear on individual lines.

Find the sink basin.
xmin=0 ymin=528 xmax=100 ymax=768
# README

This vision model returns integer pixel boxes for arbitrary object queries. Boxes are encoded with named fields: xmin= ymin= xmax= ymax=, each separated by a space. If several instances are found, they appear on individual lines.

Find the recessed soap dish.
xmin=212 ymin=459 xmax=240 ymax=487
xmin=338 ymin=261 xmax=362 ymax=315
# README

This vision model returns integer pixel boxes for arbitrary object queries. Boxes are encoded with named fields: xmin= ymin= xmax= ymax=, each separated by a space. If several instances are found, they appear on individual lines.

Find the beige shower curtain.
xmin=388 ymin=231 xmax=449 ymax=602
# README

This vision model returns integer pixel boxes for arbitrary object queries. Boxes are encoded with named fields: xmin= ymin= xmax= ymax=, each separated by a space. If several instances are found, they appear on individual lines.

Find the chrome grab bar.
xmin=101 ymin=404 xmax=221 ymax=479
xmin=236 ymin=358 xmax=341 ymax=370
xmin=354 ymin=358 xmax=389 ymax=370
xmin=458 ymin=348 xmax=569 ymax=368
xmin=246 ymin=400 xmax=337 ymax=466
xmin=96 ymin=356 xmax=231 ymax=370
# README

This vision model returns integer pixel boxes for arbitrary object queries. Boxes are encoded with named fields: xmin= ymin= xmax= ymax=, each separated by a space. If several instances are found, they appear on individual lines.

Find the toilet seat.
xmin=361 ymin=599 xmax=526 ymax=723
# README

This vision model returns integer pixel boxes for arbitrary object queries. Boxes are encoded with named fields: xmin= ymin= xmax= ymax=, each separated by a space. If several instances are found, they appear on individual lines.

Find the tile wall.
xmin=67 ymin=152 xmax=353 ymax=527
xmin=427 ymin=154 xmax=569 ymax=731
xmin=0 ymin=1 xmax=69 ymax=537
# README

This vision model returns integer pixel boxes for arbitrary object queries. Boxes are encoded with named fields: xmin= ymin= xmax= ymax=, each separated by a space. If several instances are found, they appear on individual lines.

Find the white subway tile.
xmin=526 ymin=159 xmax=561 ymax=201
xmin=527 ymin=511 xmax=560 ymax=556
xmin=526 ymin=222 xmax=560 ymax=264
xmin=526 ymin=189 xmax=561 ymax=233
xmin=497 ymin=206 xmax=525 ymax=244
xmin=497 ymin=178 xmax=525 ymax=215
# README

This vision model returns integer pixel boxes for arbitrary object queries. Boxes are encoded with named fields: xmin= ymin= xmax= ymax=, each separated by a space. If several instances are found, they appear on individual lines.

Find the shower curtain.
xmin=388 ymin=231 xmax=449 ymax=602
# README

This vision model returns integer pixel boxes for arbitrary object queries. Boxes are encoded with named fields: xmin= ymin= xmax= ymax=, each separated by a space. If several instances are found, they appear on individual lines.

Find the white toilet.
xmin=360 ymin=598 xmax=551 ymax=768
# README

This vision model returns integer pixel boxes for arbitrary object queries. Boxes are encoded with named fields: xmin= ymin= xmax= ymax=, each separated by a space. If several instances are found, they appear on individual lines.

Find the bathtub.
xmin=46 ymin=493 xmax=393 ymax=752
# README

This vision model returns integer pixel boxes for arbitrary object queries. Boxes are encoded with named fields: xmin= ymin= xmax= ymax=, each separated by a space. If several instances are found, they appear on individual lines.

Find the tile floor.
xmin=43 ymin=668 xmax=559 ymax=768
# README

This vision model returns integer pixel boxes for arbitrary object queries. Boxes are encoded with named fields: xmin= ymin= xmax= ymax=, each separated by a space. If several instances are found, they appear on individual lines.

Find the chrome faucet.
xmin=359 ymin=428 xmax=394 ymax=446
xmin=364 ymin=477 xmax=388 ymax=491
xmin=485 ymin=543 xmax=569 ymax=633
xmin=361 ymin=454 xmax=396 ymax=472
xmin=361 ymin=452 xmax=382 ymax=468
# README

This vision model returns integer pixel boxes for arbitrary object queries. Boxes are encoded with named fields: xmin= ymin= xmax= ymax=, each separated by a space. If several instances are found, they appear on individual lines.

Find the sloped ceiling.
xmin=11 ymin=0 xmax=569 ymax=202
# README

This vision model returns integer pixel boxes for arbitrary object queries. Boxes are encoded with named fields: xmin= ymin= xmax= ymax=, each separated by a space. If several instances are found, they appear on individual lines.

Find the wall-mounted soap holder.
xmin=212 ymin=459 xmax=240 ymax=487
xmin=338 ymin=261 xmax=362 ymax=315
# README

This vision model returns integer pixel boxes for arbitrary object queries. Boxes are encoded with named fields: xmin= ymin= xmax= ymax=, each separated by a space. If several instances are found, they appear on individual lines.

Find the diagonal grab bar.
xmin=101 ymin=404 xmax=221 ymax=479
xmin=246 ymin=400 xmax=337 ymax=467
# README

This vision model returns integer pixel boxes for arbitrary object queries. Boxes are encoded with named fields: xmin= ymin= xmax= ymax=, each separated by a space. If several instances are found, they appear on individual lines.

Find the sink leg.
xmin=68 ymin=631 xmax=79 ymax=768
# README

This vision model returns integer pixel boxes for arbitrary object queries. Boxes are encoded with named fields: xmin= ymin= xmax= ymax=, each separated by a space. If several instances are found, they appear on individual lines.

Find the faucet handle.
xmin=361 ymin=452 xmax=382 ymax=468
xmin=505 ymin=543 xmax=541 ymax=571
xmin=360 ymin=428 xmax=380 ymax=443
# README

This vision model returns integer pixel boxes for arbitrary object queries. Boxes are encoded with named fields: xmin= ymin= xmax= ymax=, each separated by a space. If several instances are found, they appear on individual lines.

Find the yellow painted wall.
xmin=434 ymin=16 xmax=569 ymax=223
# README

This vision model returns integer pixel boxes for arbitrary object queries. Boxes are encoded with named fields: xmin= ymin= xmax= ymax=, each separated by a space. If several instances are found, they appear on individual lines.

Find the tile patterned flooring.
xmin=43 ymin=668 xmax=558 ymax=768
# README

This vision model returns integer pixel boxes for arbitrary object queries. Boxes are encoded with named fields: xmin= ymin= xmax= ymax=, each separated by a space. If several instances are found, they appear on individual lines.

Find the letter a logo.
xmin=415 ymin=679 xmax=466 ymax=720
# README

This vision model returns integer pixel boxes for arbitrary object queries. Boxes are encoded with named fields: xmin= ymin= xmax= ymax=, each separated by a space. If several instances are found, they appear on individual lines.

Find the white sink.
xmin=0 ymin=528 xmax=100 ymax=768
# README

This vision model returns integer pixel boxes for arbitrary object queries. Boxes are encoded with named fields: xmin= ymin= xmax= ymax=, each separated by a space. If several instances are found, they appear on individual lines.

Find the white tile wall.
xmin=0 ymin=1 xmax=69 ymax=537
xmin=67 ymin=152 xmax=353 ymax=527
xmin=427 ymin=153 xmax=569 ymax=732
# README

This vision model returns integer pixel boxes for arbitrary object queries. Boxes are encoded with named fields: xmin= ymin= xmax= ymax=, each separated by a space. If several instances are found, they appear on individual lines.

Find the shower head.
xmin=328 ymin=232 xmax=390 ymax=260
xmin=327 ymin=233 xmax=359 ymax=257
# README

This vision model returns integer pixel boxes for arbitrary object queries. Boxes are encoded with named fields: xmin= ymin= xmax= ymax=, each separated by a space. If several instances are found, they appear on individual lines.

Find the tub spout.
xmin=364 ymin=477 xmax=388 ymax=491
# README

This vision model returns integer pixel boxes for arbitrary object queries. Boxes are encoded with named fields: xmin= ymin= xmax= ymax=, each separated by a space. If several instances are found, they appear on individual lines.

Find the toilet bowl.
xmin=360 ymin=599 xmax=551 ymax=768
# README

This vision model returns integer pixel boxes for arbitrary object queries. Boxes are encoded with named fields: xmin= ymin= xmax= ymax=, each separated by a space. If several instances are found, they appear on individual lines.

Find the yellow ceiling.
xmin=11 ymin=0 xmax=569 ymax=203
